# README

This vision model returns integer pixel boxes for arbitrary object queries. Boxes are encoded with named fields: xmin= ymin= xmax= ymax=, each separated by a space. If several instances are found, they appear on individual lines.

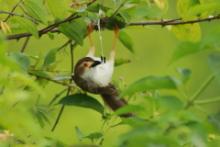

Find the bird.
xmin=72 ymin=25 xmax=131 ymax=117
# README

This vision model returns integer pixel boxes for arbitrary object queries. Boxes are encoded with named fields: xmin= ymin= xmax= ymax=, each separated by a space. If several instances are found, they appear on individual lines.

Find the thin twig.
xmin=51 ymin=90 xmax=70 ymax=132
xmin=57 ymin=40 xmax=72 ymax=51
xmin=0 ymin=10 xmax=36 ymax=22
xmin=28 ymin=71 xmax=73 ymax=87
xmin=195 ymin=96 xmax=220 ymax=105
xmin=51 ymin=42 xmax=75 ymax=132
xmin=185 ymin=75 xmax=215 ymax=109
xmin=48 ymin=88 xmax=67 ymax=106
xmin=111 ymin=0 xmax=126 ymax=18
xmin=4 ymin=0 xmax=23 ymax=22
xmin=20 ymin=37 xmax=30 ymax=53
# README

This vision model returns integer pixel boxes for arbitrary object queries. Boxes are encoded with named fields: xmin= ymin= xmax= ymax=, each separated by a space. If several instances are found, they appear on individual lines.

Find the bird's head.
xmin=74 ymin=57 xmax=101 ymax=77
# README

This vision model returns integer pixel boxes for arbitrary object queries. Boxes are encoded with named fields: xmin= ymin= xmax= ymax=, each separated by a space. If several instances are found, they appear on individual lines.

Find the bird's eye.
xmin=83 ymin=63 xmax=88 ymax=67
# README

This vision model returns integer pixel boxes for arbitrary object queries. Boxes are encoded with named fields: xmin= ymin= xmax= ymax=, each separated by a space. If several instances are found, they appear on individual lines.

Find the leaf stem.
xmin=195 ymin=96 xmax=220 ymax=105
xmin=185 ymin=74 xmax=215 ymax=109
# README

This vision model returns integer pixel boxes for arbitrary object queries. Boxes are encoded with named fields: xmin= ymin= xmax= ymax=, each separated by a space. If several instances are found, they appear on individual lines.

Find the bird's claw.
xmin=101 ymin=56 xmax=106 ymax=63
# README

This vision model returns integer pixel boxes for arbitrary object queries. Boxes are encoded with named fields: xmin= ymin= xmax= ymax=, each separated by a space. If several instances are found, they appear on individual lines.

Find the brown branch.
xmin=20 ymin=37 xmax=30 ymax=53
xmin=128 ymin=15 xmax=220 ymax=26
xmin=6 ymin=14 xmax=220 ymax=41
xmin=0 ymin=11 xmax=38 ymax=23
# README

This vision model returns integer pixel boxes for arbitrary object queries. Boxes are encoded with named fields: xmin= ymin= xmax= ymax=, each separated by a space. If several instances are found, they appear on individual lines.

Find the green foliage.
xmin=119 ymin=30 xmax=134 ymax=53
xmin=59 ymin=19 xmax=87 ymax=45
xmin=121 ymin=76 xmax=177 ymax=97
xmin=22 ymin=0 xmax=49 ymax=24
xmin=59 ymin=93 xmax=104 ymax=115
xmin=11 ymin=17 xmax=39 ymax=38
xmin=1 ymin=0 xmax=220 ymax=147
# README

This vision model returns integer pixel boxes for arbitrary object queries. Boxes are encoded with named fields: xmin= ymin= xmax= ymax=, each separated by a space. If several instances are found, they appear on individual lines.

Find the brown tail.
xmin=99 ymin=84 xmax=132 ymax=117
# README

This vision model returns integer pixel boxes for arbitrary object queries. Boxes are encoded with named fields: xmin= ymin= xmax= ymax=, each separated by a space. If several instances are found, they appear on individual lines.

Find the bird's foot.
xmin=100 ymin=56 xmax=106 ymax=63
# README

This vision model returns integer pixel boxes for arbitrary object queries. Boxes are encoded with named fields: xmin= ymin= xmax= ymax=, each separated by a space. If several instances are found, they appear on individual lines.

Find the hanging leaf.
xmin=59 ymin=19 xmax=87 ymax=45
xmin=23 ymin=0 xmax=49 ymax=24
xmin=12 ymin=17 xmax=38 ymax=38
xmin=10 ymin=52 xmax=30 ymax=71
xmin=121 ymin=76 xmax=177 ymax=97
xmin=171 ymin=23 xmax=201 ymax=42
xmin=119 ymin=30 xmax=134 ymax=53
xmin=43 ymin=48 xmax=58 ymax=67
xmin=59 ymin=93 xmax=104 ymax=114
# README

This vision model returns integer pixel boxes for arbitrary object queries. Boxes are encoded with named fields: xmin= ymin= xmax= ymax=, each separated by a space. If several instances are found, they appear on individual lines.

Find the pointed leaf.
xmin=59 ymin=19 xmax=87 ymax=45
xmin=43 ymin=48 xmax=58 ymax=67
xmin=119 ymin=30 xmax=134 ymax=53
xmin=59 ymin=93 xmax=104 ymax=114
xmin=121 ymin=76 xmax=177 ymax=97
xmin=23 ymin=0 xmax=49 ymax=24
xmin=10 ymin=52 xmax=30 ymax=71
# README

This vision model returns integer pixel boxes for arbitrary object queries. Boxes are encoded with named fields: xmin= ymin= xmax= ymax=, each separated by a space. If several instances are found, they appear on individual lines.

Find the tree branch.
xmin=51 ymin=41 xmax=76 ymax=132
xmin=6 ymin=14 xmax=220 ymax=41
xmin=128 ymin=15 xmax=220 ymax=26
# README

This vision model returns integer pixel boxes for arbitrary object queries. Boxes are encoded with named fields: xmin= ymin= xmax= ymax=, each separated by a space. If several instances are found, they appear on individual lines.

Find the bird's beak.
xmin=91 ymin=60 xmax=101 ymax=67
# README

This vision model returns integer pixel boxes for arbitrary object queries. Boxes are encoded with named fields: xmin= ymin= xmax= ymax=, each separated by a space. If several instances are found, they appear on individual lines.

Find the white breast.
xmin=82 ymin=60 xmax=114 ymax=87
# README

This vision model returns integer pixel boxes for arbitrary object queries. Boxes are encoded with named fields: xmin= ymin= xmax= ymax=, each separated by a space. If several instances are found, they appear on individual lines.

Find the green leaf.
xmin=171 ymin=23 xmax=201 ymax=42
xmin=170 ymin=41 xmax=210 ymax=63
xmin=43 ymin=48 xmax=58 ymax=67
xmin=157 ymin=95 xmax=184 ymax=110
xmin=208 ymin=52 xmax=220 ymax=82
xmin=177 ymin=0 xmax=200 ymax=17
xmin=12 ymin=17 xmax=38 ymax=38
xmin=188 ymin=2 xmax=220 ymax=16
xmin=115 ymin=104 xmax=145 ymax=115
xmin=46 ymin=0 xmax=69 ymax=20
xmin=59 ymin=93 xmax=104 ymax=114
xmin=10 ymin=52 xmax=30 ymax=71
xmin=59 ymin=19 xmax=87 ymax=45
xmin=115 ymin=58 xmax=131 ymax=67
xmin=23 ymin=0 xmax=48 ymax=24
xmin=84 ymin=132 xmax=103 ymax=141
xmin=119 ymin=30 xmax=134 ymax=53
xmin=121 ymin=76 xmax=177 ymax=97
